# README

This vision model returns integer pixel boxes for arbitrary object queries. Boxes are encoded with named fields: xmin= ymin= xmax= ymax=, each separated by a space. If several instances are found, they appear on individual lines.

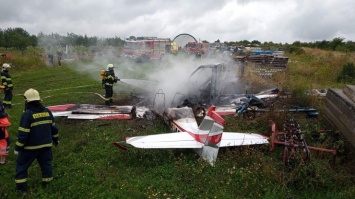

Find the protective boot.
xmin=16 ymin=183 xmax=28 ymax=192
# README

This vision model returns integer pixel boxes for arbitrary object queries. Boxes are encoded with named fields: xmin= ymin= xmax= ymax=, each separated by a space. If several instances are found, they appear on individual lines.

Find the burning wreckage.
xmin=152 ymin=63 xmax=319 ymax=119
xmin=48 ymin=62 xmax=319 ymax=120
xmin=48 ymin=62 xmax=339 ymax=167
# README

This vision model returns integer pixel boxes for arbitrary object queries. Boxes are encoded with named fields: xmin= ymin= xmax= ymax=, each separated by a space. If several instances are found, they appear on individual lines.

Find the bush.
xmin=287 ymin=46 xmax=305 ymax=55
xmin=337 ymin=62 xmax=355 ymax=83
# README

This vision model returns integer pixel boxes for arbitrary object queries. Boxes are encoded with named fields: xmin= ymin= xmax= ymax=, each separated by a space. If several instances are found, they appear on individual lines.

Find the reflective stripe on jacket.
xmin=16 ymin=107 xmax=58 ymax=150
xmin=0 ymin=70 xmax=13 ymax=89
xmin=104 ymin=71 xmax=117 ymax=87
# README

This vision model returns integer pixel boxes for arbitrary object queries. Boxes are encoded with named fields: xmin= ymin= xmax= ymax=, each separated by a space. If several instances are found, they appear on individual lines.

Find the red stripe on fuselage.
xmin=171 ymin=120 xmax=222 ymax=145
xmin=207 ymin=133 xmax=222 ymax=145
xmin=171 ymin=120 xmax=207 ymax=143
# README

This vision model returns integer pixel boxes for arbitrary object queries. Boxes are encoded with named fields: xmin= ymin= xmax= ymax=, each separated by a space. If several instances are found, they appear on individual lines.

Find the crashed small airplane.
xmin=113 ymin=105 xmax=269 ymax=166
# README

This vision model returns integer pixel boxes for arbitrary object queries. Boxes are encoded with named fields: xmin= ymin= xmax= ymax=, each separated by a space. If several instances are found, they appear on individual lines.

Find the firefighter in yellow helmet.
xmin=1 ymin=63 xmax=13 ymax=109
xmin=15 ymin=88 xmax=59 ymax=192
xmin=102 ymin=64 xmax=120 ymax=105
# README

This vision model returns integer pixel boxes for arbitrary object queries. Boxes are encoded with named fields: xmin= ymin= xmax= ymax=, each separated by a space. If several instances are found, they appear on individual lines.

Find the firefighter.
xmin=1 ymin=63 xmax=13 ymax=109
xmin=102 ymin=64 xmax=120 ymax=105
xmin=14 ymin=88 xmax=59 ymax=192
xmin=57 ymin=51 xmax=63 ymax=66
xmin=47 ymin=53 xmax=54 ymax=65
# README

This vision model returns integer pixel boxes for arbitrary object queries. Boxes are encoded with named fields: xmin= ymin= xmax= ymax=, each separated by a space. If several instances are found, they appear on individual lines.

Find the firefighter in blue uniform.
xmin=103 ymin=64 xmax=119 ymax=105
xmin=15 ymin=88 xmax=59 ymax=192
xmin=1 ymin=63 xmax=13 ymax=109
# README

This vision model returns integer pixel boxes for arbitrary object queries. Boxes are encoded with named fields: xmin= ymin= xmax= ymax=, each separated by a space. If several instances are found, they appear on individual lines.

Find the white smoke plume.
xmin=37 ymin=39 xmax=242 ymax=109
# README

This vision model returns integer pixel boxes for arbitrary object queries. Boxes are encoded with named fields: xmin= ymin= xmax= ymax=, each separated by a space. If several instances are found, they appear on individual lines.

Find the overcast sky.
xmin=1 ymin=0 xmax=354 ymax=43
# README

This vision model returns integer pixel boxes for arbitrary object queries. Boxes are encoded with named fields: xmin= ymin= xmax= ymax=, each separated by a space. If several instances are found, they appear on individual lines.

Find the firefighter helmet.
xmin=24 ymin=88 xmax=41 ymax=102
xmin=107 ymin=64 xmax=114 ymax=71
xmin=2 ymin=63 xmax=11 ymax=70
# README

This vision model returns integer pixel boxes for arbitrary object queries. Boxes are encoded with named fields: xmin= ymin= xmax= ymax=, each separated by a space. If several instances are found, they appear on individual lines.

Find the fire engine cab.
xmin=185 ymin=42 xmax=209 ymax=56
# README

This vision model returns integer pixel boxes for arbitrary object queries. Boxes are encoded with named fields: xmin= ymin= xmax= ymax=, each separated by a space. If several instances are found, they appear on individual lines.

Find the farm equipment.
xmin=269 ymin=120 xmax=337 ymax=168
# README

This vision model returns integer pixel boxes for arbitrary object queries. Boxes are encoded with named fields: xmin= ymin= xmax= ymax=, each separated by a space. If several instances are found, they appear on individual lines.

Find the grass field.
xmin=0 ymin=49 xmax=354 ymax=199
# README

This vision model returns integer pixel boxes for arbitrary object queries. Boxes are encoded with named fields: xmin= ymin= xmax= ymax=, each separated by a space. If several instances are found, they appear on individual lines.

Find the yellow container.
xmin=100 ymin=70 xmax=105 ymax=79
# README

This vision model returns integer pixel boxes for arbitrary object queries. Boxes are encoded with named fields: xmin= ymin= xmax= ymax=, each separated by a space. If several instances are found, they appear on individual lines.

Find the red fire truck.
xmin=185 ymin=42 xmax=209 ymax=56
xmin=123 ymin=37 xmax=171 ymax=61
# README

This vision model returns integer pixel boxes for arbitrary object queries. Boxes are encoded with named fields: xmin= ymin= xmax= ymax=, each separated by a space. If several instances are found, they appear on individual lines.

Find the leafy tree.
xmin=0 ymin=29 xmax=3 ymax=46
xmin=238 ymin=40 xmax=250 ymax=46
xmin=314 ymin=40 xmax=329 ymax=50
xmin=29 ymin=35 xmax=38 ymax=47
xmin=330 ymin=37 xmax=345 ymax=51
xmin=292 ymin=41 xmax=301 ymax=47
xmin=105 ymin=37 xmax=124 ymax=47
xmin=263 ymin=41 xmax=274 ymax=46
xmin=251 ymin=40 xmax=261 ymax=45
xmin=2 ymin=28 xmax=31 ymax=50
xmin=345 ymin=41 xmax=355 ymax=52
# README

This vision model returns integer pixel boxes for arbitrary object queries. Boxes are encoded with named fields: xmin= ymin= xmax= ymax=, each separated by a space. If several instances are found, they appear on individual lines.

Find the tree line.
xmin=0 ymin=27 xmax=124 ymax=51
xmin=224 ymin=38 xmax=355 ymax=53
xmin=1 ymin=27 xmax=355 ymax=53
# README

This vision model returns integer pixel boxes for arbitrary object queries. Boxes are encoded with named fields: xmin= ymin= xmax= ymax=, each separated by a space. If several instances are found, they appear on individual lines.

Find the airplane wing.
xmin=52 ymin=111 xmax=72 ymax=117
xmin=48 ymin=104 xmax=135 ymax=120
xmin=219 ymin=132 xmax=269 ymax=147
xmin=125 ymin=132 xmax=204 ymax=149
xmin=67 ymin=114 xmax=132 ymax=120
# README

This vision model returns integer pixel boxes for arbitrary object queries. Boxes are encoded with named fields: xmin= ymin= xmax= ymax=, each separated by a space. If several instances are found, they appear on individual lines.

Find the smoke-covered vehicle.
xmin=163 ymin=62 xmax=244 ymax=117
xmin=123 ymin=37 xmax=171 ymax=61
xmin=185 ymin=63 xmax=243 ymax=105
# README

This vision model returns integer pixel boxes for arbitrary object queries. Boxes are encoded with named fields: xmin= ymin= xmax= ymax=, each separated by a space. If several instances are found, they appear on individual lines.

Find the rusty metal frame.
xmin=269 ymin=120 xmax=337 ymax=167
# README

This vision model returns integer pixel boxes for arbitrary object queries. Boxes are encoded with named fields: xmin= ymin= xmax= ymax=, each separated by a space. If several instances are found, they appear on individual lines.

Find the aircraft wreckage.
xmin=48 ymin=63 xmax=319 ymax=120
xmin=113 ymin=105 xmax=269 ymax=166
xmin=47 ymin=61 xmax=341 ymax=167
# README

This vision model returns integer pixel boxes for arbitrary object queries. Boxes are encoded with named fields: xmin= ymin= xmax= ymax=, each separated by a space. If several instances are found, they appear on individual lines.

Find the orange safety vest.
xmin=0 ymin=117 xmax=11 ymax=156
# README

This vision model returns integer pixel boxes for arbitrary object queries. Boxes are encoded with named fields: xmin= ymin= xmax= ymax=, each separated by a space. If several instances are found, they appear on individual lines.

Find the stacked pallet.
xmin=234 ymin=54 xmax=289 ymax=67
xmin=324 ymin=85 xmax=355 ymax=147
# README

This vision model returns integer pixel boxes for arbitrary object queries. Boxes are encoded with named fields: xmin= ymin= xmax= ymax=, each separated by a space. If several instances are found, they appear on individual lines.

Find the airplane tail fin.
xmin=196 ymin=105 xmax=224 ymax=166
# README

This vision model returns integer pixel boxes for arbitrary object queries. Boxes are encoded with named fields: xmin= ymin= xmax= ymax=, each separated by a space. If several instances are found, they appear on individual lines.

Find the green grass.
xmin=0 ymin=49 xmax=354 ymax=199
